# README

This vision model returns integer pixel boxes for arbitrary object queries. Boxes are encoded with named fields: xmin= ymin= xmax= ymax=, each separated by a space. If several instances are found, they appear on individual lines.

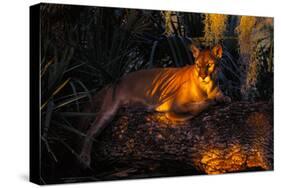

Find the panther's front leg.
xmin=165 ymin=99 xmax=216 ymax=122
xmin=208 ymin=87 xmax=231 ymax=104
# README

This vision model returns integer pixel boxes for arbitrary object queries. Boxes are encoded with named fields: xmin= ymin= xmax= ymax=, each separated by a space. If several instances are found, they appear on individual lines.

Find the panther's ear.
xmin=190 ymin=44 xmax=200 ymax=59
xmin=212 ymin=44 xmax=223 ymax=59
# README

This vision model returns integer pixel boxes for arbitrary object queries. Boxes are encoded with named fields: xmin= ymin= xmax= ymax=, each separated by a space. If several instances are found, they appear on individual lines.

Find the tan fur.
xmin=79 ymin=44 xmax=231 ymax=166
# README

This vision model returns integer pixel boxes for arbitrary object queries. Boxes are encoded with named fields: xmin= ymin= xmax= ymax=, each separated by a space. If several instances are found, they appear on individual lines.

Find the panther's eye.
xmin=207 ymin=64 xmax=212 ymax=68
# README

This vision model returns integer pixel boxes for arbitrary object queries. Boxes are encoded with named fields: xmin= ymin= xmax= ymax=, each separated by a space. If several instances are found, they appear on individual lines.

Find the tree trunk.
xmin=92 ymin=101 xmax=273 ymax=178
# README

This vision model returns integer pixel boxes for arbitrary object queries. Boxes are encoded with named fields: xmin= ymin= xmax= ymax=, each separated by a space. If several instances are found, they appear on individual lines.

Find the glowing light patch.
xmin=197 ymin=144 xmax=269 ymax=174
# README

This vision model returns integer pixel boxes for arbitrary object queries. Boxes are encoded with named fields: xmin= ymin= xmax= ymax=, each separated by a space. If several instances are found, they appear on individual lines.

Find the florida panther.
xmin=79 ymin=44 xmax=231 ymax=166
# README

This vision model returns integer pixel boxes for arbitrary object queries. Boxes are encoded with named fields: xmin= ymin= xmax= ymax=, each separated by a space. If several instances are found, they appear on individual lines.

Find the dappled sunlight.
xmin=198 ymin=145 xmax=246 ymax=174
xmin=196 ymin=144 xmax=269 ymax=174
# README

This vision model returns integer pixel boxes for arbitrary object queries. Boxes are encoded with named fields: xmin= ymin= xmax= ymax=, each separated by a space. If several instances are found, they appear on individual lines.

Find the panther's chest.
xmin=154 ymin=83 xmax=208 ymax=112
xmin=176 ymin=82 xmax=208 ymax=102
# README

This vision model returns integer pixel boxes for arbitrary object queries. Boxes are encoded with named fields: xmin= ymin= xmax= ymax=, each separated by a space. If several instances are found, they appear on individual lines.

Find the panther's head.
xmin=191 ymin=44 xmax=223 ymax=84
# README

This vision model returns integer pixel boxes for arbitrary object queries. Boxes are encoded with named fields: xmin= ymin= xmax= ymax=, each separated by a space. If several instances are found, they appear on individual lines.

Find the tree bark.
xmin=92 ymin=101 xmax=273 ymax=177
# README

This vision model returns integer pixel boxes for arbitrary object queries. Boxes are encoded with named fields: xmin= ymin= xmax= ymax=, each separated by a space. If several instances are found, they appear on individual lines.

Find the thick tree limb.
xmin=92 ymin=101 xmax=273 ymax=177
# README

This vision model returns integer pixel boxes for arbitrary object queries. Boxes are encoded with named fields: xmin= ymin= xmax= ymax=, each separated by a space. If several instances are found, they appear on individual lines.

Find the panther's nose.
xmin=200 ymin=74 xmax=207 ymax=79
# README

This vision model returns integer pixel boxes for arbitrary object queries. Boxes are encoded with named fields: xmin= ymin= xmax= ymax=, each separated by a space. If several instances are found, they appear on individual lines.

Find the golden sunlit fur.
xmin=80 ymin=44 xmax=231 ymax=166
